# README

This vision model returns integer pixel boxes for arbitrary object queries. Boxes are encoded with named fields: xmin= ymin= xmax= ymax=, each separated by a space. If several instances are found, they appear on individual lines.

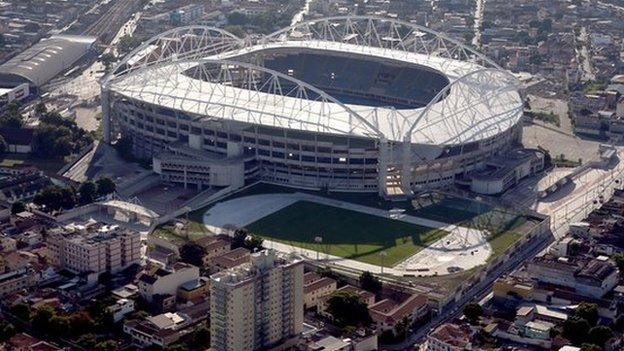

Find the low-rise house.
xmin=138 ymin=262 xmax=199 ymax=302
xmin=107 ymin=298 xmax=135 ymax=322
xmin=423 ymin=323 xmax=473 ymax=351
xmin=123 ymin=312 xmax=194 ymax=348
xmin=177 ymin=276 xmax=210 ymax=302
xmin=8 ymin=333 xmax=63 ymax=351
xmin=0 ymin=267 xmax=37 ymax=297
xmin=304 ymin=272 xmax=337 ymax=309
xmin=369 ymin=294 xmax=429 ymax=332
xmin=527 ymin=255 xmax=619 ymax=298
xmin=193 ymin=235 xmax=230 ymax=267
xmin=211 ymin=246 xmax=250 ymax=272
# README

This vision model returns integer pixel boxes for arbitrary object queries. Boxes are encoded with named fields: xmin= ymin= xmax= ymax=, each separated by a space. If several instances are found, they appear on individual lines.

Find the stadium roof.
xmin=0 ymin=34 xmax=96 ymax=88
xmin=103 ymin=17 xmax=523 ymax=146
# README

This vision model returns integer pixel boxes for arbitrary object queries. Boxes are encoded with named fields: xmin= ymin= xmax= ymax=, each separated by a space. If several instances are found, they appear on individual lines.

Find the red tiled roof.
xmin=430 ymin=323 xmax=472 ymax=348
xmin=369 ymin=294 xmax=428 ymax=325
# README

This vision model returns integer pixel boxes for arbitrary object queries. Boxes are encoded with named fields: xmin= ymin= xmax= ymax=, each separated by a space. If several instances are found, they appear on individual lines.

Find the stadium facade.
xmin=101 ymin=17 xmax=525 ymax=197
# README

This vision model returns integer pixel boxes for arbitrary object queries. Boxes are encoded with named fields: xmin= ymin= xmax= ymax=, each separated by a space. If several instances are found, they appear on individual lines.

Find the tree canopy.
xmin=325 ymin=290 xmax=372 ymax=328
xmin=359 ymin=271 xmax=382 ymax=294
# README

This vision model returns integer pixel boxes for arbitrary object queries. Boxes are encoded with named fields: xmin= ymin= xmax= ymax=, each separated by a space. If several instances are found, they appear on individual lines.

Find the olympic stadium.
xmin=101 ymin=17 xmax=525 ymax=198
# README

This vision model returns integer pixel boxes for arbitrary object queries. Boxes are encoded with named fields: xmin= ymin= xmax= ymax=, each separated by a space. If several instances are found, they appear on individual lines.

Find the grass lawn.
xmin=245 ymin=200 xmax=448 ymax=267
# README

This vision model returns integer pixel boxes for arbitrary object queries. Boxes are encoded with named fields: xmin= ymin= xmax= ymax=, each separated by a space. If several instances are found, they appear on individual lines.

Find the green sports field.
xmin=246 ymin=201 xmax=448 ymax=267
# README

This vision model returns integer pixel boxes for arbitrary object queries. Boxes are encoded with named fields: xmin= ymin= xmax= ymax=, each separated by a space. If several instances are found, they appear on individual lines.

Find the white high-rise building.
xmin=47 ymin=222 xmax=141 ymax=275
xmin=210 ymin=249 xmax=304 ymax=351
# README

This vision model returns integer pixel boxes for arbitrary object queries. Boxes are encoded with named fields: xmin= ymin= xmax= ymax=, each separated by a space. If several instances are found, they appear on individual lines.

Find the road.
xmin=386 ymin=226 xmax=553 ymax=350
xmin=393 ymin=151 xmax=624 ymax=349
xmin=577 ymin=26 xmax=595 ymax=82
xmin=471 ymin=0 xmax=485 ymax=47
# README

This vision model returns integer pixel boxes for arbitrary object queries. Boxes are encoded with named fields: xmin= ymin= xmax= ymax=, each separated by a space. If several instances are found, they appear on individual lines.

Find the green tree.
xmin=0 ymin=134 xmax=7 ymax=154
xmin=10 ymin=302 xmax=30 ymax=321
xmin=34 ymin=185 xmax=76 ymax=211
xmin=326 ymin=290 xmax=372 ymax=328
xmin=0 ymin=113 xmax=22 ymax=128
xmin=579 ymin=343 xmax=602 ymax=351
xmin=49 ymin=315 xmax=71 ymax=336
xmin=78 ymin=181 xmax=98 ymax=205
xmin=76 ymin=333 xmax=98 ymax=349
xmin=69 ymin=311 xmax=95 ymax=336
xmin=463 ymin=302 xmax=483 ymax=325
xmin=100 ymin=52 xmax=117 ymax=70
xmin=179 ymin=242 xmax=205 ymax=267
xmin=587 ymin=325 xmax=612 ymax=347
xmin=563 ymin=316 xmax=590 ymax=345
xmin=574 ymin=302 xmax=599 ymax=326
xmin=11 ymin=201 xmax=26 ymax=214
xmin=191 ymin=325 xmax=210 ymax=347
xmin=118 ymin=35 xmax=142 ymax=54
xmin=0 ymin=320 xmax=15 ymax=342
xmin=34 ymin=102 xmax=47 ymax=115
xmin=96 ymin=176 xmax=116 ymax=196
xmin=359 ymin=271 xmax=382 ymax=294
xmin=613 ymin=253 xmax=624 ymax=273
xmin=95 ymin=340 xmax=118 ymax=351
xmin=30 ymin=305 xmax=55 ymax=332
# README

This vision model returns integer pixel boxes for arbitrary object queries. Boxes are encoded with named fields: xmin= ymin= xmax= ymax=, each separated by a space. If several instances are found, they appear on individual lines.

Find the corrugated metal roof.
xmin=0 ymin=34 xmax=96 ymax=87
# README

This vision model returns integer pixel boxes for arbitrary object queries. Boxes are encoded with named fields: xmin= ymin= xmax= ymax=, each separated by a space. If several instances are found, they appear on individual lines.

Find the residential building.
xmin=47 ymin=223 xmax=141 ymax=275
xmin=423 ymin=323 xmax=473 ymax=351
xmin=211 ymin=247 xmax=250 ymax=272
xmin=138 ymin=262 xmax=200 ymax=302
xmin=210 ymin=249 xmax=304 ymax=351
xmin=124 ymin=312 xmax=193 ymax=348
xmin=8 ymin=333 xmax=63 ymax=351
xmin=194 ymin=235 xmax=231 ymax=267
xmin=0 ymin=267 xmax=37 ymax=297
xmin=177 ymin=276 xmax=210 ymax=302
xmin=107 ymin=298 xmax=136 ymax=322
xmin=527 ymin=255 xmax=619 ymax=298
xmin=369 ymin=294 xmax=429 ymax=332
xmin=303 ymin=272 xmax=337 ymax=309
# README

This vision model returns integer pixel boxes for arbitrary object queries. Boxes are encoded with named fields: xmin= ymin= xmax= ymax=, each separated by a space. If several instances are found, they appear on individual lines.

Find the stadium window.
xmin=339 ymin=157 xmax=347 ymax=163
xmin=258 ymin=149 xmax=270 ymax=156
xmin=317 ymin=147 xmax=331 ymax=153
xmin=167 ymin=131 xmax=177 ymax=138
xmin=217 ymin=132 xmax=228 ymax=139
xmin=204 ymin=129 xmax=215 ymax=135
xmin=229 ymin=134 xmax=241 ymax=142
xmin=243 ymin=136 xmax=255 ymax=143
xmin=301 ymin=155 xmax=315 ymax=162
xmin=258 ymin=139 xmax=270 ymax=146
xmin=179 ymin=124 xmax=189 ymax=131
xmin=216 ymin=142 xmax=227 ymax=149
xmin=273 ymin=141 xmax=285 ymax=148
xmin=302 ymin=145 xmax=315 ymax=152
xmin=317 ymin=157 xmax=331 ymax=163
xmin=271 ymin=151 xmax=284 ymax=158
